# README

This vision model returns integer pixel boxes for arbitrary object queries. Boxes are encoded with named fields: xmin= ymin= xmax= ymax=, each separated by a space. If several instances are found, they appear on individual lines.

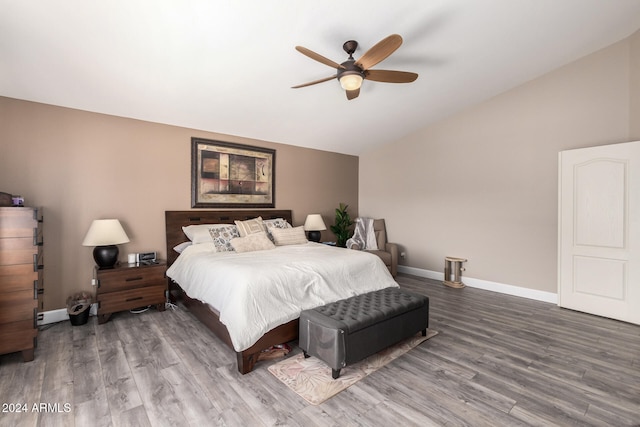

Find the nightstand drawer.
xmin=98 ymin=285 xmax=165 ymax=313
xmin=98 ymin=266 xmax=165 ymax=292
xmin=95 ymin=260 xmax=167 ymax=324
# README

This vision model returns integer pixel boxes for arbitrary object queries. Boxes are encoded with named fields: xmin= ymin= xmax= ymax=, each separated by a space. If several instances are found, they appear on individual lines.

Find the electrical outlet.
xmin=400 ymin=252 xmax=406 ymax=259
xmin=91 ymin=279 xmax=98 ymax=286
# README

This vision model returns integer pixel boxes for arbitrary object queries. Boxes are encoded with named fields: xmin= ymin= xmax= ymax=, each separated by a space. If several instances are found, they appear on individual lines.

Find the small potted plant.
xmin=330 ymin=202 xmax=354 ymax=247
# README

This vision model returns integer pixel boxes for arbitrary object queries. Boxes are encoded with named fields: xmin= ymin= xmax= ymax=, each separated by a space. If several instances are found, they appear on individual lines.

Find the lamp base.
xmin=93 ymin=245 xmax=119 ymax=269
xmin=307 ymin=230 xmax=321 ymax=243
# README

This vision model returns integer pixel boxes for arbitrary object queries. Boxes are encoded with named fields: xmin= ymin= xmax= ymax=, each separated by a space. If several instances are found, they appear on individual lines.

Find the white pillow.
xmin=230 ymin=231 xmax=276 ymax=253
xmin=173 ymin=241 xmax=192 ymax=253
xmin=263 ymin=218 xmax=292 ymax=242
xmin=270 ymin=226 xmax=308 ymax=246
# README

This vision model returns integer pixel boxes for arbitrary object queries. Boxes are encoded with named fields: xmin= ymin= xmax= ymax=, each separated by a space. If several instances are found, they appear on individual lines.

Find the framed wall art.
xmin=191 ymin=138 xmax=275 ymax=208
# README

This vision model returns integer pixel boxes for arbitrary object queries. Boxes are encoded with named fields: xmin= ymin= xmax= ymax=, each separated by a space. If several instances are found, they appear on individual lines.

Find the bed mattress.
xmin=166 ymin=242 xmax=398 ymax=351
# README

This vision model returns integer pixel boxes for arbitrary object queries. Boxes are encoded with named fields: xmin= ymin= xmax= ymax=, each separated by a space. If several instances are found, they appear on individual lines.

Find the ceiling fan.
xmin=292 ymin=34 xmax=418 ymax=100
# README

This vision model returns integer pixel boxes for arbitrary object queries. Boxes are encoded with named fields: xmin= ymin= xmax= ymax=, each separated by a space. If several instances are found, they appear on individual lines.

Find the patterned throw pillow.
xmin=234 ymin=217 xmax=266 ymax=237
xmin=263 ymin=218 xmax=292 ymax=231
xmin=270 ymin=226 xmax=308 ymax=246
xmin=182 ymin=223 xmax=239 ymax=244
xmin=230 ymin=232 xmax=276 ymax=253
xmin=209 ymin=225 xmax=240 ymax=252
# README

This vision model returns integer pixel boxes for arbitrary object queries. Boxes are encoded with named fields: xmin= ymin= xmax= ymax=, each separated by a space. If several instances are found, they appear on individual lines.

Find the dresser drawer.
xmin=98 ymin=265 xmax=165 ymax=292
xmin=0 ymin=209 xmax=38 ymax=238
xmin=0 ymin=319 xmax=37 ymax=352
xmin=0 ymin=291 xmax=37 ymax=324
xmin=98 ymin=285 xmax=166 ymax=314
xmin=0 ymin=237 xmax=39 ymax=265
xmin=0 ymin=264 xmax=39 ymax=293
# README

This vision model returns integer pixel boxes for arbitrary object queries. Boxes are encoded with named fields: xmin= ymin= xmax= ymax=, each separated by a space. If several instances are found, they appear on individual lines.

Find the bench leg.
xmin=332 ymin=368 xmax=341 ymax=379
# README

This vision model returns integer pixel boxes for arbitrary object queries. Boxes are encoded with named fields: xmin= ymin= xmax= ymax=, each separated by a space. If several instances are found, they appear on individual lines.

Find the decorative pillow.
xmin=173 ymin=241 xmax=192 ymax=253
xmin=264 ymin=218 xmax=292 ymax=230
xmin=270 ymin=226 xmax=308 ymax=246
xmin=183 ymin=223 xmax=236 ymax=244
xmin=264 ymin=218 xmax=293 ymax=242
xmin=230 ymin=231 xmax=276 ymax=253
xmin=234 ymin=217 xmax=266 ymax=237
xmin=209 ymin=225 xmax=241 ymax=252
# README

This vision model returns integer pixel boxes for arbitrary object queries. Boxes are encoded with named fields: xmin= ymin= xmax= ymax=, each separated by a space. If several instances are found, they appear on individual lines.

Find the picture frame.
xmin=191 ymin=138 xmax=275 ymax=208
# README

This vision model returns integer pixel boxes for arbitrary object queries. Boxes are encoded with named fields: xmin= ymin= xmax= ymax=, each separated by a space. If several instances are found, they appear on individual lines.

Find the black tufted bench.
xmin=298 ymin=287 xmax=429 ymax=379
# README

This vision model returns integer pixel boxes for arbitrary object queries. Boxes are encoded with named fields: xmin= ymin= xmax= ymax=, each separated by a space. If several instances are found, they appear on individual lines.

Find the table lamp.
xmin=304 ymin=214 xmax=326 ymax=243
xmin=82 ymin=219 xmax=130 ymax=268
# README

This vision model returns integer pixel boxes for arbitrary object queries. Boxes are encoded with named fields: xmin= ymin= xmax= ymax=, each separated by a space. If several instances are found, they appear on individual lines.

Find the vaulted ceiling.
xmin=2 ymin=1 xmax=640 ymax=155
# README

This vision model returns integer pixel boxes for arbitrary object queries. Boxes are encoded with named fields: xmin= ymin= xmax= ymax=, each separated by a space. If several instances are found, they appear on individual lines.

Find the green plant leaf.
xmin=332 ymin=202 xmax=354 ymax=247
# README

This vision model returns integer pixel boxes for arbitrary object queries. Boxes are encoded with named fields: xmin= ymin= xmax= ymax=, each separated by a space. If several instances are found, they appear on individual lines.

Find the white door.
xmin=558 ymin=141 xmax=640 ymax=325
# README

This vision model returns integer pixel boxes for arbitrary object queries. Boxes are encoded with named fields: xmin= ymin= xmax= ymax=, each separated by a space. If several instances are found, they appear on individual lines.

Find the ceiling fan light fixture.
xmin=293 ymin=34 xmax=417 ymax=99
xmin=339 ymin=73 xmax=363 ymax=91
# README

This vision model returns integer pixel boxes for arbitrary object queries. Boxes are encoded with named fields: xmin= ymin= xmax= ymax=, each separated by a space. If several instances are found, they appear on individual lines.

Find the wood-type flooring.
xmin=1 ymin=274 xmax=639 ymax=426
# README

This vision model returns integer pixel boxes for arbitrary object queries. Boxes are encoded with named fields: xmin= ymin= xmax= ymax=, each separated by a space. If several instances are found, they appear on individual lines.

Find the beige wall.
xmin=359 ymin=35 xmax=636 ymax=293
xmin=631 ymin=29 xmax=640 ymax=138
xmin=0 ymin=98 xmax=358 ymax=310
xmin=3 ymin=29 xmax=637 ymax=309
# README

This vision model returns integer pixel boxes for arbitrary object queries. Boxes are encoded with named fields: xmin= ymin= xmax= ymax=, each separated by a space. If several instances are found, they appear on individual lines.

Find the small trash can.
xmin=67 ymin=292 xmax=93 ymax=326
xmin=68 ymin=303 xmax=90 ymax=325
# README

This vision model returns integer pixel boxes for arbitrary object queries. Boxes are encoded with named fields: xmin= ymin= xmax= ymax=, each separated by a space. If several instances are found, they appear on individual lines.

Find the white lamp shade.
xmin=82 ymin=219 xmax=130 ymax=246
xmin=304 ymin=214 xmax=327 ymax=231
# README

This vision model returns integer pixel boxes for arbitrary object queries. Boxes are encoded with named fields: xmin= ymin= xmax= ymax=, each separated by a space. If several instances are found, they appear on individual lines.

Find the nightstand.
xmin=95 ymin=261 xmax=167 ymax=324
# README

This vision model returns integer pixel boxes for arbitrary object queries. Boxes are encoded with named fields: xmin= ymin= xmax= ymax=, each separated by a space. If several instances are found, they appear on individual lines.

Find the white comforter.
xmin=166 ymin=242 xmax=398 ymax=351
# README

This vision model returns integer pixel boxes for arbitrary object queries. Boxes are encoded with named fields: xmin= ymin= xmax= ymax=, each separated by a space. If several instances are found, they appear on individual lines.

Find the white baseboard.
xmin=37 ymin=269 xmax=557 ymax=325
xmin=38 ymin=303 xmax=98 ymax=326
xmin=398 ymin=265 xmax=558 ymax=304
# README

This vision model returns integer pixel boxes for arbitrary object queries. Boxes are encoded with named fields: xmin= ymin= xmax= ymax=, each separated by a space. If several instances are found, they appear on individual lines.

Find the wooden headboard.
xmin=165 ymin=210 xmax=293 ymax=267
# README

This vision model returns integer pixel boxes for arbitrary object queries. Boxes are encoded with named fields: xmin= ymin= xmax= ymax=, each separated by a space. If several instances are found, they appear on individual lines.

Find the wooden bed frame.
xmin=165 ymin=209 xmax=299 ymax=374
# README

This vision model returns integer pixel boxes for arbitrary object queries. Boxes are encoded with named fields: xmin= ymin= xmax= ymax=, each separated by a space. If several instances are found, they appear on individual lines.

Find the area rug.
xmin=268 ymin=330 xmax=438 ymax=405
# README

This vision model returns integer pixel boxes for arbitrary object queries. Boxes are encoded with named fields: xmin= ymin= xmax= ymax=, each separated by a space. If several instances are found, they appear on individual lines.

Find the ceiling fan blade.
xmin=365 ymin=69 xmax=418 ymax=83
xmin=295 ymin=46 xmax=345 ymax=70
xmin=291 ymin=75 xmax=336 ymax=89
xmin=354 ymin=34 xmax=403 ymax=70
xmin=346 ymin=88 xmax=360 ymax=100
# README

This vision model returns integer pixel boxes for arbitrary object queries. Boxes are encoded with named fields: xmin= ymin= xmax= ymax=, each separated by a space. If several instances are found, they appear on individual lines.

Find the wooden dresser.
xmin=95 ymin=261 xmax=166 ymax=324
xmin=0 ymin=207 xmax=43 ymax=362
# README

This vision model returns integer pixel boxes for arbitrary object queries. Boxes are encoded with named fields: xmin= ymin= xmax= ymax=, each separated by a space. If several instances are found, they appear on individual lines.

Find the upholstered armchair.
xmin=350 ymin=219 xmax=398 ymax=277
